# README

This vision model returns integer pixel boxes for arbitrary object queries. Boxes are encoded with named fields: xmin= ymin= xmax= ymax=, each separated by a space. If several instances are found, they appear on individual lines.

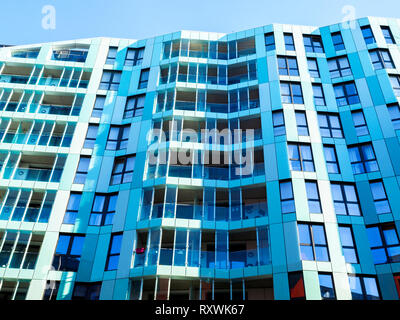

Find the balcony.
xmin=0 ymin=119 xmax=75 ymax=148
xmin=139 ymin=185 xmax=268 ymax=222
xmin=51 ymin=48 xmax=89 ymax=63
xmin=1 ymin=153 xmax=66 ymax=183
xmin=133 ymin=227 xmax=271 ymax=269
xmin=156 ymin=87 xmax=260 ymax=114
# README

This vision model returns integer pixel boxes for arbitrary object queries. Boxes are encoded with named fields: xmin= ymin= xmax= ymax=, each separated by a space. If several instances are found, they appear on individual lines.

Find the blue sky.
xmin=1 ymin=0 xmax=400 ymax=45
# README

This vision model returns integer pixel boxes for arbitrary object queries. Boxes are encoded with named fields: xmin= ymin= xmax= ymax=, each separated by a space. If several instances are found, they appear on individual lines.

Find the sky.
xmin=1 ymin=0 xmax=400 ymax=45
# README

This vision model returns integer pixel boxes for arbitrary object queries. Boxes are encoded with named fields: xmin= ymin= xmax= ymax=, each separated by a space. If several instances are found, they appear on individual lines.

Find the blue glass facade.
xmin=0 ymin=17 xmax=399 ymax=300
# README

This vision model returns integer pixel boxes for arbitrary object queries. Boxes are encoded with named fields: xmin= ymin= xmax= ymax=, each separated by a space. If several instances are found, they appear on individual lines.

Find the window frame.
xmin=307 ymin=58 xmax=320 ymax=78
xmin=277 ymin=56 xmax=299 ymax=76
xmin=63 ymin=192 xmax=82 ymax=225
xmin=369 ymin=49 xmax=395 ymax=70
xmin=89 ymin=193 xmax=118 ymax=226
xmin=298 ymin=223 xmax=330 ymax=262
xmin=366 ymin=223 xmax=400 ymax=264
xmin=99 ymin=70 xmax=121 ymax=91
xmin=323 ymin=145 xmax=340 ymax=174
xmin=105 ymin=233 xmax=123 ymax=271
xmin=280 ymin=82 xmax=304 ymax=104
xmin=83 ymin=124 xmax=99 ymax=149
xmin=138 ymin=68 xmax=150 ymax=89
xmin=348 ymin=143 xmax=379 ymax=174
xmin=303 ymin=35 xmax=324 ymax=53
xmin=351 ymin=110 xmax=369 ymax=136
xmin=52 ymin=233 xmax=85 ymax=272
xmin=124 ymin=94 xmax=145 ymax=119
xmin=110 ymin=155 xmax=136 ymax=185
xmin=279 ymin=180 xmax=295 ymax=214
xmin=338 ymin=225 xmax=359 ymax=264
xmin=288 ymin=143 xmax=315 ymax=172
xmin=284 ymin=33 xmax=295 ymax=51
xmin=381 ymin=26 xmax=395 ymax=44
xmin=328 ymin=56 xmax=352 ymax=78
xmin=272 ymin=110 xmax=286 ymax=136
xmin=73 ymin=156 xmax=91 ymax=184
xmin=264 ymin=33 xmax=276 ymax=52
xmin=125 ymin=47 xmax=144 ymax=66
xmin=361 ymin=25 xmax=376 ymax=45
xmin=317 ymin=113 xmax=344 ymax=138
xmin=106 ymin=125 xmax=130 ymax=151
xmin=333 ymin=81 xmax=360 ymax=107
xmin=331 ymin=31 xmax=345 ymax=51
xmin=369 ymin=180 xmax=391 ymax=215
xmin=331 ymin=183 xmax=361 ymax=216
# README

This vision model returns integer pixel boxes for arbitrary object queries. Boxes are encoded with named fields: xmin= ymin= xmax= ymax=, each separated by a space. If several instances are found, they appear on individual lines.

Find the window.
xmin=110 ymin=155 xmax=135 ymax=185
xmin=138 ymin=68 xmax=150 ymax=89
xmin=280 ymin=82 xmax=304 ymax=104
xmin=288 ymin=143 xmax=315 ymax=172
xmin=348 ymin=143 xmax=379 ymax=174
xmin=349 ymin=275 xmax=380 ymax=300
xmin=323 ymin=145 xmax=340 ymax=174
xmin=367 ymin=224 xmax=400 ymax=264
xmin=351 ymin=110 xmax=369 ymax=136
xmin=319 ymin=273 xmax=336 ymax=300
xmin=331 ymin=32 xmax=345 ymax=51
xmin=42 ymin=281 xmax=60 ymax=300
xmin=52 ymin=234 xmax=85 ymax=271
xmin=105 ymin=233 xmax=123 ymax=271
xmin=277 ymin=56 xmax=299 ymax=76
xmin=272 ymin=110 xmax=285 ymax=136
xmin=361 ymin=25 xmax=376 ymax=45
xmin=83 ymin=124 xmax=98 ymax=149
xmin=331 ymin=183 xmax=361 ymax=216
xmin=264 ymin=33 xmax=275 ymax=52
xmin=89 ymin=193 xmax=118 ymax=226
xmin=334 ymin=82 xmax=360 ymax=106
xmin=387 ymin=103 xmax=400 ymax=129
xmin=389 ymin=75 xmax=400 ymax=96
xmin=63 ymin=193 xmax=82 ymax=224
xmin=12 ymin=48 xmax=40 ymax=59
xmin=288 ymin=272 xmax=305 ymax=300
xmin=106 ymin=46 xmax=118 ymax=64
xmin=125 ymin=47 xmax=144 ymax=66
xmin=312 ymin=84 xmax=326 ymax=106
xmin=295 ymin=111 xmax=309 ymax=136
xmin=280 ymin=180 xmax=295 ymax=214
xmin=307 ymin=58 xmax=320 ymax=78
xmin=106 ymin=125 xmax=130 ymax=150
xmin=284 ymin=33 xmax=295 ymax=51
xmin=72 ymin=282 xmax=101 ymax=300
xmin=305 ymin=181 xmax=322 ymax=213
xmin=370 ymin=181 xmax=391 ymax=214
xmin=99 ymin=71 xmax=121 ymax=91
xmin=124 ymin=94 xmax=145 ymax=118
xmin=318 ymin=113 xmax=344 ymax=138
xmin=298 ymin=223 xmax=329 ymax=261
xmin=369 ymin=49 xmax=395 ymax=70
xmin=381 ymin=26 xmax=395 ymax=44
xmin=328 ymin=56 xmax=352 ymax=78
xmin=74 ymin=157 xmax=91 ymax=184
xmin=303 ymin=35 xmax=324 ymax=53
xmin=338 ymin=226 xmax=359 ymax=263
xmin=92 ymin=96 xmax=105 ymax=118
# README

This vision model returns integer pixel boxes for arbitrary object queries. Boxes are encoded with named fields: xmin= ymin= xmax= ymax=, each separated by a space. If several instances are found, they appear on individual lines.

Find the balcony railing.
xmin=134 ymin=248 xmax=270 ymax=269
xmin=12 ymin=167 xmax=62 ymax=183
xmin=139 ymin=201 xmax=267 ymax=221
